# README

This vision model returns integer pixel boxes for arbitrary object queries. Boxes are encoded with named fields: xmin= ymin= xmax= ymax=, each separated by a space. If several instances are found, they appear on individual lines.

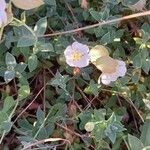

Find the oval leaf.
xmin=18 ymin=85 xmax=30 ymax=100
xmin=5 ymin=52 xmax=16 ymax=68
xmin=4 ymin=70 xmax=15 ymax=83
xmin=28 ymin=54 xmax=38 ymax=72
xmin=12 ymin=0 xmax=44 ymax=10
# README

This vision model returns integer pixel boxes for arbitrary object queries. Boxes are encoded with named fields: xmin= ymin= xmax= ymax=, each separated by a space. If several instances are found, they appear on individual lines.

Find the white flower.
xmin=0 ymin=0 xmax=6 ymax=10
xmin=90 ymin=45 xmax=127 ymax=85
xmin=0 ymin=0 xmax=7 ymax=28
xmin=64 ymin=41 xmax=90 ymax=68
xmin=97 ymin=58 xmax=127 ymax=85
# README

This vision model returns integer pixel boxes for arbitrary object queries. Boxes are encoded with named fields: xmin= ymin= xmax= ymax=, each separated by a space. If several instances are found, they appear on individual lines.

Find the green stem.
xmin=9 ymin=98 xmax=19 ymax=121
xmin=33 ymin=109 xmax=52 ymax=139
xmin=0 ymin=131 xmax=6 ymax=144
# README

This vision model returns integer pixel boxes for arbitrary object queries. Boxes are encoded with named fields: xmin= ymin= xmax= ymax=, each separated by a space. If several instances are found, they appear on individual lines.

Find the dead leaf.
xmin=81 ymin=0 xmax=88 ymax=9
xmin=129 ymin=0 xmax=146 ymax=11
xmin=64 ymin=125 xmax=76 ymax=143
xmin=11 ymin=0 xmax=44 ymax=10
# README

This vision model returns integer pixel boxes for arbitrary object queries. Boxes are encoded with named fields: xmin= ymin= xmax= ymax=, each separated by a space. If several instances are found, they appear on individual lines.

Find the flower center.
xmin=71 ymin=50 xmax=83 ymax=61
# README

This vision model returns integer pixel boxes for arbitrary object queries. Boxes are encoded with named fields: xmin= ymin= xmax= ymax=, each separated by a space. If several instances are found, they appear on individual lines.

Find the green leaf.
xmin=44 ymin=0 xmax=56 ymax=6
xmin=141 ymin=22 xmax=150 ymax=34
xmin=105 ymin=124 xmax=117 ymax=144
xmin=28 ymin=54 xmax=38 ymax=72
xmin=0 ymin=111 xmax=8 ymax=123
xmin=128 ymin=134 xmax=144 ymax=150
xmin=105 ymin=113 xmax=126 ymax=143
xmin=94 ymin=109 xmax=106 ymax=121
xmin=51 ymin=71 xmax=70 ymax=90
xmin=4 ymin=70 xmax=15 ymax=83
xmin=133 ymin=54 xmax=142 ymax=68
xmin=45 ymin=122 xmax=55 ymax=136
xmin=84 ymin=80 xmax=100 ymax=96
xmin=34 ymin=17 xmax=47 ymax=36
xmin=96 ymin=140 xmax=111 ymax=150
xmin=142 ymin=58 xmax=150 ymax=74
xmin=16 ymin=26 xmax=37 ymax=47
xmin=79 ymin=110 xmax=92 ymax=130
xmin=17 ymin=119 xmax=33 ymax=131
xmin=140 ymin=120 xmax=150 ymax=146
xmin=101 ymin=32 xmax=111 ymax=44
xmin=1 ymin=121 xmax=13 ymax=133
xmin=15 ymin=62 xmax=27 ymax=74
xmin=93 ymin=122 xmax=106 ymax=140
xmin=122 ymin=0 xmax=140 ymax=6
xmin=131 ymin=69 xmax=141 ymax=83
xmin=33 ymin=41 xmax=54 ymax=54
xmin=36 ymin=127 xmax=48 ymax=140
xmin=90 ymin=10 xmax=102 ymax=21
xmin=36 ymin=107 xmax=45 ymax=124
xmin=18 ymin=85 xmax=30 ymax=100
xmin=3 ymin=96 xmax=15 ymax=113
xmin=5 ymin=52 xmax=16 ymax=68
xmin=101 ymin=8 xmax=110 ymax=20
xmin=17 ymin=35 xmax=37 ymax=47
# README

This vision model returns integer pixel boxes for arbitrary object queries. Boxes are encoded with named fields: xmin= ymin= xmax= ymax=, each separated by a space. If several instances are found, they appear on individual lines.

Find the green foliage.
xmin=82 ymin=111 xmax=125 ymax=144
xmin=84 ymin=80 xmax=100 ymax=96
xmin=128 ymin=134 xmax=144 ymax=150
xmin=51 ymin=71 xmax=70 ymax=91
xmin=34 ymin=17 xmax=47 ymax=36
xmin=18 ymin=85 xmax=30 ymax=100
xmin=0 ymin=96 xmax=15 ymax=134
xmin=17 ymin=103 xmax=66 ymax=147
xmin=16 ymin=26 xmax=37 ymax=47
xmin=28 ymin=54 xmax=38 ymax=72
xmin=140 ymin=120 xmax=150 ymax=147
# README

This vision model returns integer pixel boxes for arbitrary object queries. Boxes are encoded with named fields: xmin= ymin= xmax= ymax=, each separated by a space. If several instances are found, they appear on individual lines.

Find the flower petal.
xmin=0 ymin=17 xmax=2 ymax=27
xmin=97 ymin=59 xmax=126 ymax=85
xmin=72 ymin=41 xmax=89 ymax=53
xmin=0 ymin=0 xmax=6 ymax=10
xmin=116 ymin=60 xmax=127 ymax=77
xmin=98 ymin=74 xmax=111 ymax=85
xmin=90 ymin=45 xmax=109 ymax=63
xmin=0 ymin=10 xmax=7 ymax=24
xmin=95 ymin=56 xmax=117 ymax=73
xmin=74 ymin=55 xmax=90 ymax=67
xmin=64 ymin=45 xmax=73 ymax=56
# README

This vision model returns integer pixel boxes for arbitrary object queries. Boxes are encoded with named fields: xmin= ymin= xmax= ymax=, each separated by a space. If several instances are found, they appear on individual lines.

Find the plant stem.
xmin=40 ymin=10 xmax=150 ymax=37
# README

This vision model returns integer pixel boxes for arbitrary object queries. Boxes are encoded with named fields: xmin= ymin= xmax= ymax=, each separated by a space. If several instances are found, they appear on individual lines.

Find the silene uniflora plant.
xmin=0 ymin=0 xmax=150 ymax=149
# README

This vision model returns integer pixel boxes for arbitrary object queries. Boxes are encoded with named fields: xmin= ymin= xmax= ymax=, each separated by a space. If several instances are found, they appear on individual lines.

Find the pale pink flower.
xmin=0 ymin=0 xmax=7 ymax=27
xmin=90 ymin=45 xmax=127 ymax=85
xmin=0 ymin=0 xmax=6 ymax=10
xmin=97 ymin=58 xmax=127 ymax=85
xmin=64 ymin=41 xmax=90 ymax=68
